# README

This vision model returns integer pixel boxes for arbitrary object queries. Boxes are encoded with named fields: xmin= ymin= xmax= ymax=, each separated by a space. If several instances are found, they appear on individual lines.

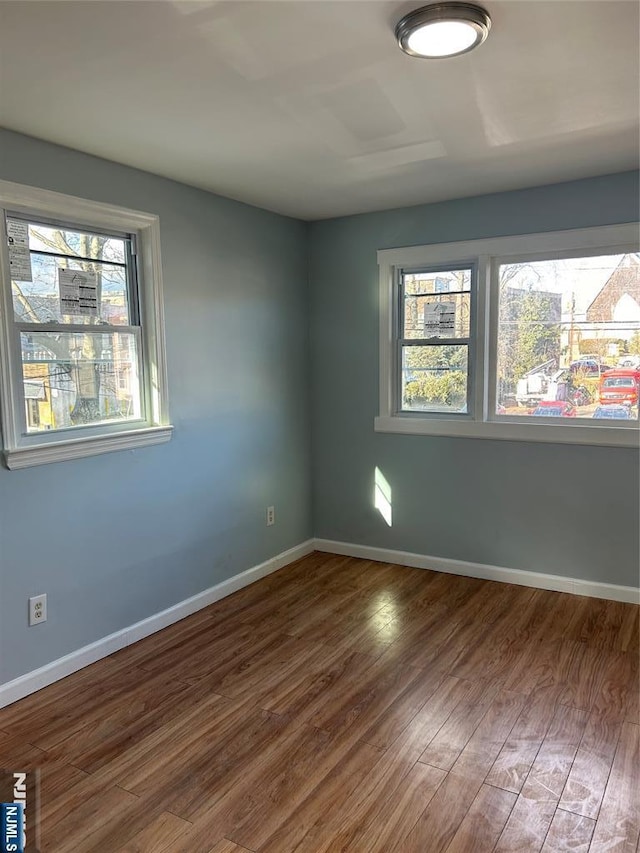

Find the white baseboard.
xmin=2 ymin=536 xmax=637 ymax=708
xmin=314 ymin=539 xmax=640 ymax=605
xmin=0 ymin=539 xmax=314 ymax=709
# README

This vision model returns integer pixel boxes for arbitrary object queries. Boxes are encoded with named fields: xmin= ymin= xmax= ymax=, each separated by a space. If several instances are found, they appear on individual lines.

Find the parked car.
xmin=592 ymin=404 xmax=634 ymax=420
xmin=531 ymin=400 xmax=576 ymax=417
xmin=617 ymin=355 xmax=640 ymax=369
xmin=569 ymin=358 xmax=611 ymax=376
xmin=599 ymin=369 xmax=640 ymax=406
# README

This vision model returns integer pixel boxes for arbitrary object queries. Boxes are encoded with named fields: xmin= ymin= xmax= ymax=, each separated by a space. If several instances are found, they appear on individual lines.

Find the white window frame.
xmin=0 ymin=180 xmax=172 ymax=468
xmin=376 ymin=222 xmax=640 ymax=448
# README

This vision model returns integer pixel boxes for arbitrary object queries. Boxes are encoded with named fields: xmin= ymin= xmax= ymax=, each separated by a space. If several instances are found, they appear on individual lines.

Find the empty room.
xmin=0 ymin=1 xmax=638 ymax=851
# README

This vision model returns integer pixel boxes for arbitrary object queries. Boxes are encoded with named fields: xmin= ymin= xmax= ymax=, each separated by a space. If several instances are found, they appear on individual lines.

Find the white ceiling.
xmin=0 ymin=1 xmax=638 ymax=220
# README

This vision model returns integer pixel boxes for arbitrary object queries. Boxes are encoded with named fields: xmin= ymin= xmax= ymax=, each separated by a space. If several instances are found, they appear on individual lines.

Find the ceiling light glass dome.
xmin=395 ymin=3 xmax=491 ymax=58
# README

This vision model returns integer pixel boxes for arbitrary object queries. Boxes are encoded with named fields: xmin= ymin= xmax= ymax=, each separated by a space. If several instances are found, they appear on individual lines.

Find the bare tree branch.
xmin=30 ymin=228 xmax=75 ymax=257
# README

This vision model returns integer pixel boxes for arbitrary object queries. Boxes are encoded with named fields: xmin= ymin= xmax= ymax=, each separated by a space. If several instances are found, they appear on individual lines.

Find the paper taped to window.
xmin=424 ymin=301 xmax=456 ymax=337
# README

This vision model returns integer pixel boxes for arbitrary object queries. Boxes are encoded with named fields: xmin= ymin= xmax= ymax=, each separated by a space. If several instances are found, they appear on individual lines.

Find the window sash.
xmin=5 ymin=214 xmax=145 ymax=439
xmin=395 ymin=264 xmax=478 ymax=418
xmin=397 ymin=341 xmax=472 ymax=417
xmin=8 ymin=213 xmax=139 ymax=329
xmin=13 ymin=326 xmax=146 ymax=440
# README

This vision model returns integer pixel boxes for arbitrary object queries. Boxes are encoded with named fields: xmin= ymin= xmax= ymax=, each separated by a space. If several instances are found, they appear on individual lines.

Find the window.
xmin=377 ymin=224 xmax=639 ymax=447
xmin=400 ymin=267 xmax=473 ymax=415
xmin=0 ymin=181 xmax=172 ymax=468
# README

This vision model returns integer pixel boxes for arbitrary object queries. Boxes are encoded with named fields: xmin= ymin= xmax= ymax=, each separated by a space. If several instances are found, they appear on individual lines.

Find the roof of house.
xmin=586 ymin=254 xmax=640 ymax=322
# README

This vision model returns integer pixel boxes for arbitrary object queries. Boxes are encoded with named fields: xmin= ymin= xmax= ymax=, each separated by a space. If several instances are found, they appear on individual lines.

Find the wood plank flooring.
xmin=0 ymin=552 xmax=638 ymax=852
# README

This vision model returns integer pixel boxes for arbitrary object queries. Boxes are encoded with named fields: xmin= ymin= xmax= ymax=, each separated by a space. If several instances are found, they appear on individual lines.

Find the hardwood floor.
xmin=1 ymin=552 xmax=638 ymax=852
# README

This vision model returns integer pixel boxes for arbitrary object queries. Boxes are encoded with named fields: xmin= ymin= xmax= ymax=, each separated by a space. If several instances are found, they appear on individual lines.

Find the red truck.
xmin=598 ymin=369 xmax=640 ymax=407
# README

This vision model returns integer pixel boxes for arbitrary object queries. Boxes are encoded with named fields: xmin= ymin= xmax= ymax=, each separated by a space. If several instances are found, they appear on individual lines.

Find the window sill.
xmin=374 ymin=415 xmax=639 ymax=448
xmin=4 ymin=425 xmax=173 ymax=469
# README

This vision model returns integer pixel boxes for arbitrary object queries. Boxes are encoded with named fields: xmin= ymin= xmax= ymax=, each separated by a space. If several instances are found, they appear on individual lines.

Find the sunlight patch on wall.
xmin=374 ymin=466 xmax=392 ymax=527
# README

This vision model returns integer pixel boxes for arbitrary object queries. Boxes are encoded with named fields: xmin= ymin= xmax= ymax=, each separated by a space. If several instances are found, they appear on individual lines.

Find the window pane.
xmin=21 ymin=330 xmax=142 ymax=433
xmin=403 ymin=291 xmax=471 ymax=339
xmin=27 ymin=222 xmax=126 ymax=264
xmin=404 ymin=269 xmax=471 ymax=296
xmin=401 ymin=345 xmax=468 ymax=413
xmin=496 ymin=253 xmax=640 ymax=421
xmin=12 ymin=254 xmax=131 ymax=325
xmin=403 ymin=269 xmax=471 ymax=341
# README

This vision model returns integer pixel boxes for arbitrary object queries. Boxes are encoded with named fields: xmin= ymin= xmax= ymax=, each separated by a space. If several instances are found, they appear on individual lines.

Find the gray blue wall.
xmin=309 ymin=172 xmax=640 ymax=588
xmin=0 ymin=129 xmax=312 ymax=684
xmin=0 ymin=129 xmax=637 ymax=687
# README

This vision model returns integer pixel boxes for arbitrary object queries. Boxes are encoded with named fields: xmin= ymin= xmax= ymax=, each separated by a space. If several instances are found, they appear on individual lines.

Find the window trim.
xmin=377 ymin=223 xmax=640 ymax=448
xmin=0 ymin=180 xmax=172 ymax=468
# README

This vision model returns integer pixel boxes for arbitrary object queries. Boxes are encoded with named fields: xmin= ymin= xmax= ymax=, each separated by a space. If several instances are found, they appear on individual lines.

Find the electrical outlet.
xmin=266 ymin=505 xmax=275 ymax=526
xmin=29 ymin=594 xmax=47 ymax=626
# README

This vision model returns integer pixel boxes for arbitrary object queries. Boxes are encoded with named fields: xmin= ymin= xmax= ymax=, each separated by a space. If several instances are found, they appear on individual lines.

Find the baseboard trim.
xmin=0 ymin=539 xmax=314 ymax=709
xmin=314 ymin=539 xmax=640 ymax=605
xmin=3 ymin=536 xmax=637 ymax=708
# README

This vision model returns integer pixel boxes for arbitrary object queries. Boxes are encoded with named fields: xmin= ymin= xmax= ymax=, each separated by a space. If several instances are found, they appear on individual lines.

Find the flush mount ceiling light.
xmin=395 ymin=3 xmax=491 ymax=58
